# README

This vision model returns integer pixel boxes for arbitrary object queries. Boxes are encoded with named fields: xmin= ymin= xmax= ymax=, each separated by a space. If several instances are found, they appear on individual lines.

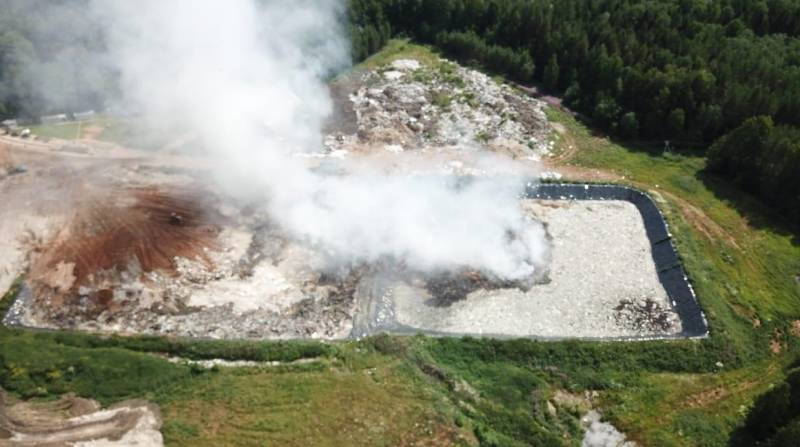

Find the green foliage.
xmin=668 ymin=108 xmax=686 ymax=137
xmin=48 ymin=331 xmax=335 ymax=363
xmin=737 ymin=368 xmax=800 ymax=445
xmin=28 ymin=121 xmax=84 ymax=139
xmin=350 ymin=0 xmax=800 ymax=149
xmin=542 ymin=55 xmax=559 ymax=92
xmin=593 ymin=94 xmax=622 ymax=129
xmin=0 ymin=334 xmax=193 ymax=403
xmin=619 ymin=112 xmax=639 ymax=139
xmin=769 ymin=418 xmax=800 ymax=447
xmin=0 ymin=279 xmax=334 ymax=404
xmin=162 ymin=420 xmax=200 ymax=444
xmin=707 ymin=116 xmax=800 ymax=220
xmin=431 ymin=91 xmax=452 ymax=109
xmin=435 ymin=30 xmax=534 ymax=82
xmin=0 ymin=0 xmax=109 ymax=120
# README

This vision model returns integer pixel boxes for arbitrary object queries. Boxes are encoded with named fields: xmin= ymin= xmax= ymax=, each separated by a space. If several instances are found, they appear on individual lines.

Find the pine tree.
xmin=543 ymin=54 xmax=559 ymax=91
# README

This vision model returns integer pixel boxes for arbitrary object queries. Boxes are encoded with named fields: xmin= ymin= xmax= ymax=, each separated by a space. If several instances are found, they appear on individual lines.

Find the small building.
xmin=1 ymin=119 xmax=18 ymax=131
xmin=73 ymin=110 xmax=96 ymax=121
xmin=40 ymin=114 xmax=68 ymax=125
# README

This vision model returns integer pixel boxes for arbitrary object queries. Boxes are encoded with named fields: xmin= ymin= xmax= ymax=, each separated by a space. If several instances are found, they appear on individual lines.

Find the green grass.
xmin=29 ymin=121 xmax=86 ymax=139
xmin=358 ymin=38 xmax=443 ymax=70
xmin=95 ymin=118 xmax=184 ymax=151
xmin=603 ymin=360 xmax=785 ymax=446
xmin=28 ymin=115 xmax=187 ymax=152
xmin=159 ymin=352 xmax=471 ymax=446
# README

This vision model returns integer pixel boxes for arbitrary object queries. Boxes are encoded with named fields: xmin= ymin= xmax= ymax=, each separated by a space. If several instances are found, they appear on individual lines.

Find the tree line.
xmin=1 ymin=0 xmax=797 ymax=219
xmin=734 ymin=364 xmax=800 ymax=446
xmin=0 ymin=0 xmax=107 ymax=121
xmin=349 ymin=0 xmax=800 ymax=221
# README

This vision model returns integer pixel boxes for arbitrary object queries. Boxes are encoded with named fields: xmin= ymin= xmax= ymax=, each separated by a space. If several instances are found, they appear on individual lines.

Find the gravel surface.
xmin=389 ymin=200 xmax=682 ymax=338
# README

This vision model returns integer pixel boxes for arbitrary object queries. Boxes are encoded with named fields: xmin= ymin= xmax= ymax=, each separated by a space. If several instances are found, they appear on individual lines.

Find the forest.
xmin=0 ymin=0 xmax=107 ymax=120
xmin=349 ymin=0 xmax=800 ymax=220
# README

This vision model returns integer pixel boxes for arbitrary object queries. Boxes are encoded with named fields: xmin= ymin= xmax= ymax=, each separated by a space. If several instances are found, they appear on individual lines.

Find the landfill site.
xmin=0 ymin=58 xmax=705 ymax=342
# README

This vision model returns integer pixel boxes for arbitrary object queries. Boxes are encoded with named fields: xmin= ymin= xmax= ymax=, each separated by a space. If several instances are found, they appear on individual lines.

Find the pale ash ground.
xmin=391 ymin=200 xmax=681 ymax=338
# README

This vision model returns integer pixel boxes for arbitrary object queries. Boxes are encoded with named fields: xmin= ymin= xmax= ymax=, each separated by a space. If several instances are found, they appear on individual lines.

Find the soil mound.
xmin=28 ymin=187 xmax=220 ymax=318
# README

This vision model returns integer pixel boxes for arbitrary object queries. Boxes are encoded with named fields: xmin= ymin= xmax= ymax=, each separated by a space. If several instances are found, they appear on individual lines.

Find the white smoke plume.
xmin=91 ymin=0 xmax=549 ymax=280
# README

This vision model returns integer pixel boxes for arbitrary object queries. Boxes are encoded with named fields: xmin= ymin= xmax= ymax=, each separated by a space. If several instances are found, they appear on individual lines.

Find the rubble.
xmin=613 ymin=298 xmax=679 ymax=332
xmin=1 ymin=55 xmax=687 ymax=341
xmin=14 ymin=186 xmax=363 ymax=340
xmin=421 ymin=266 xmax=548 ymax=308
xmin=373 ymin=200 xmax=682 ymax=339
xmin=166 ymin=356 xmax=321 ymax=369
xmin=324 ymin=57 xmax=552 ymax=165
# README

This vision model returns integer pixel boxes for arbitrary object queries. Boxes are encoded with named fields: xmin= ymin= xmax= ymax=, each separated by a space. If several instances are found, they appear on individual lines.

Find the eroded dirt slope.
xmin=0 ymin=389 xmax=162 ymax=446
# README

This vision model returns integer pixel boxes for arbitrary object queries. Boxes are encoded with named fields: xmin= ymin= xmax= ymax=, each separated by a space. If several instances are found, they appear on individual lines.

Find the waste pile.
xmin=325 ymin=58 xmax=553 ymax=163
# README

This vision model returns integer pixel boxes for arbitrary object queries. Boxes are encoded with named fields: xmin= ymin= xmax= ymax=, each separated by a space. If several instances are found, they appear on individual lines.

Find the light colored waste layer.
xmin=392 ymin=200 xmax=681 ymax=338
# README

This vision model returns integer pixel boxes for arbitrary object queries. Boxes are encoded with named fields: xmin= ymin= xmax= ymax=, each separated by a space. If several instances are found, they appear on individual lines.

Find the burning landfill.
xmin=1 ymin=52 xmax=681 ymax=341
xmin=0 ymin=0 xmax=682 ymax=343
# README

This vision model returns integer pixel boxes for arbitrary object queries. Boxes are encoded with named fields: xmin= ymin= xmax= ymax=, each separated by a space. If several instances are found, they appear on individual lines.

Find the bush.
xmin=435 ymin=30 xmax=534 ymax=82
xmin=739 ymin=368 xmax=800 ymax=444
xmin=619 ymin=112 xmax=639 ymax=139
xmin=707 ymin=116 xmax=800 ymax=220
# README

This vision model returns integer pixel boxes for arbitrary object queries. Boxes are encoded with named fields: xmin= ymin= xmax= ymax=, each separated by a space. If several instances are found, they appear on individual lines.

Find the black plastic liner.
xmin=526 ymin=183 xmax=709 ymax=338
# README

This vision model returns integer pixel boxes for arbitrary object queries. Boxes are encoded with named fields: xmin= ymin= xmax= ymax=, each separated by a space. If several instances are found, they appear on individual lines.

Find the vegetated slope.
xmin=348 ymin=0 xmax=800 ymax=221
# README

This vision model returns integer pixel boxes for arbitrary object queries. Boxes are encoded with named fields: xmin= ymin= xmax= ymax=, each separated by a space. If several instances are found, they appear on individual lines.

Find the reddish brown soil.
xmin=29 ymin=187 xmax=220 ymax=312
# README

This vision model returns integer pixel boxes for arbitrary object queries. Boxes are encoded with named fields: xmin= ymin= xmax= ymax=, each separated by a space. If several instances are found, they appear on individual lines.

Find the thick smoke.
xmin=91 ymin=0 xmax=549 ymax=280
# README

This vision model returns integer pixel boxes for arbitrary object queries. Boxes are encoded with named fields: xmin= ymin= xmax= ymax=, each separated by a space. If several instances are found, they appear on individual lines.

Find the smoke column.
xmin=91 ymin=0 xmax=549 ymax=280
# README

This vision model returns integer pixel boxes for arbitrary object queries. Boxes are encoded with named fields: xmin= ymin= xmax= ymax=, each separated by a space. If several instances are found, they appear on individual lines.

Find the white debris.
xmin=540 ymin=171 xmax=563 ymax=180
xmin=342 ymin=58 xmax=551 ymax=160
xmin=167 ymin=357 xmax=321 ymax=369
xmin=390 ymin=59 xmax=421 ymax=71
xmin=293 ymin=149 xmax=348 ymax=160
xmin=382 ymin=70 xmax=403 ymax=81
xmin=582 ymin=410 xmax=636 ymax=447
xmin=185 ymin=262 xmax=304 ymax=314
xmin=328 ymin=149 xmax=348 ymax=159
xmin=390 ymin=200 xmax=681 ymax=338
xmin=384 ymin=144 xmax=404 ymax=153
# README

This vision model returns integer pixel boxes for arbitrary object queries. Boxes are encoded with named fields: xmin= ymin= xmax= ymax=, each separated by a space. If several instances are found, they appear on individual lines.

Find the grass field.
xmin=28 ymin=116 xmax=185 ymax=152
xmin=1 ymin=41 xmax=799 ymax=446
xmin=29 ymin=121 xmax=86 ymax=139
